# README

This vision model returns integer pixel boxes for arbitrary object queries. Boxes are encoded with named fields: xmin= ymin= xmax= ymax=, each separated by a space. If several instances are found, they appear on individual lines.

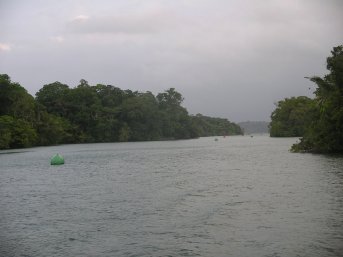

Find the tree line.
xmin=0 ymin=77 xmax=242 ymax=149
xmin=269 ymin=45 xmax=343 ymax=153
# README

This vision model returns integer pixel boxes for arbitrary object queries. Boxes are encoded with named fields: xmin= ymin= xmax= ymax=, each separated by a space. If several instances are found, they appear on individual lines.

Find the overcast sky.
xmin=0 ymin=0 xmax=342 ymax=122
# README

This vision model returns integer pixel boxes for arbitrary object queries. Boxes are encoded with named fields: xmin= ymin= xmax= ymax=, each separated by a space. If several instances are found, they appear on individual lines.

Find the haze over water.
xmin=1 ymin=135 xmax=343 ymax=256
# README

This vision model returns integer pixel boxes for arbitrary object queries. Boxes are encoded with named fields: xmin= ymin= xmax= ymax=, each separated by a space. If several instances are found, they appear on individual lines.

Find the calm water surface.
xmin=1 ymin=135 xmax=343 ymax=257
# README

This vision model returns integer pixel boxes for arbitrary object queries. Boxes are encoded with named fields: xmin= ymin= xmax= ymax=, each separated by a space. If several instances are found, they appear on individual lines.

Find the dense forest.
xmin=269 ymin=96 xmax=315 ymax=137
xmin=0 ymin=77 xmax=242 ymax=149
xmin=269 ymin=45 xmax=343 ymax=153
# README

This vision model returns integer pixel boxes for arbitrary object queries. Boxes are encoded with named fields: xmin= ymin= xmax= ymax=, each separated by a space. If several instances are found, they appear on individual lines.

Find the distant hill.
xmin=238 ymin=121 xmax=270 ymax=134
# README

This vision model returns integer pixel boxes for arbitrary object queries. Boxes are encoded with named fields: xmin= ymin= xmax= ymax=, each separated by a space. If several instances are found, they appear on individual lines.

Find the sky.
xmin=0 ymin=0 xmax=342 ymax=122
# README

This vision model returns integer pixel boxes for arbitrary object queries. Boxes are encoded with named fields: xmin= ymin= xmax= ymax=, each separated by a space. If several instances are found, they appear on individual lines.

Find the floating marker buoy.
xmin=51 ymin=154 xmax=64 ymax=165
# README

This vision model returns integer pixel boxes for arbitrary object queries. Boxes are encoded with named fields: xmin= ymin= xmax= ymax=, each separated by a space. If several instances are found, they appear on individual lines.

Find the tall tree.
xmin=269 ymin=96 xmax=315 ymax=137
xmin=120 ymin=92 xmax=162 ymax=141
xmin=35 ymin=81 xmax=69 ymax=116
xmin=292 ymin=45 xmax=343 ymax=152
xmin=0 ymin=75 xmax=37 ymax=148
xmin=0 ymin=74 xmax=36 ymax=122
xmin=157 ymin=88 xmax=192 ymax=138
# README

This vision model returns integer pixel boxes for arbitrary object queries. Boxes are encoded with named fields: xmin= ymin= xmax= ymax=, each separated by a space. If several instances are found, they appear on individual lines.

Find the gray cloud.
xmin=67 ymin=11 xmax=171 ymax=35
xmin=0 ymin=0 xmax=342 ymax=121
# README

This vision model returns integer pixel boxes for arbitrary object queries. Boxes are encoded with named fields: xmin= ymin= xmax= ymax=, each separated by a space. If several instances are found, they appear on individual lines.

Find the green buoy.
xmin=51 ymin=154 xmax=64 ymax=165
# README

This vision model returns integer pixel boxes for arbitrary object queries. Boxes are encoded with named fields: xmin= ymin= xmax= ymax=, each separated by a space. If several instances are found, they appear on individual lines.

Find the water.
xmin=1 ymin=135 xmax=343 ymax=257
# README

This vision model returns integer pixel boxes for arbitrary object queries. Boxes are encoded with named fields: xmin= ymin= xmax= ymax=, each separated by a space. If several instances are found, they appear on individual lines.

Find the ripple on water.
xmin=0 ymin=136 xmax=343 ymax=256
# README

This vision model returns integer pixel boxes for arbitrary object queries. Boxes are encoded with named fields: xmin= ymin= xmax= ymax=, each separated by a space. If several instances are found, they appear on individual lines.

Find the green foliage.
xmin=0 ymin=115 xmax=37 ymax=149
xmin=0 ymin=75 xmax=242 ymax=149
xmin=120 ymin=92 xmax=162 ymax=141
xmin=35 ymin=109 xmax=74 ymax=146
xmin=0 ymin=75 xmax=37 ymax=148
xmin=269 ymin=96 xmax=316 ymax=137
xmin=156 ymin=88 xmax=193 ymax=139
xmin=157 ymin=88 xmax=184 ymax=108
xmin=10 ymin=118 xmax=37 ymax=148
xmin=191 ymin=114 xmax=243 ymax=136
xmin=118 ymin=123 xmax=130 ymax=142
xmin=269 ymin=45 xmax=343 ymax=153
xmin=35 ymin=81 xmax=69 ymax=116
xmin=291 ymin=45 xmax=343 ymax=153
xmin=0 ymin=115 xmax=14 ymax=149
xmin=0 ymin=74 xmax=35 ymax=121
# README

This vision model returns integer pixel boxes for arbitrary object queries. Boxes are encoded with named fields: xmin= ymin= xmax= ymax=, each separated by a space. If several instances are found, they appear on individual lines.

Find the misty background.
xmin=0 ymin=0 xmax=342 ymax=122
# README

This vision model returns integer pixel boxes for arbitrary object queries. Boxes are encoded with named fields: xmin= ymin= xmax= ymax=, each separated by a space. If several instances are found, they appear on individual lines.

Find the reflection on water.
xmin=0 ymin=150 xmax=31 ymax=155
xmin=0 ymin=136 xmax=343 ymax=257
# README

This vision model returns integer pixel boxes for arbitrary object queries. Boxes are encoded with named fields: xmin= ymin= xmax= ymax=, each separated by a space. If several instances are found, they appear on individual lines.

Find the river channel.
xmin=1 ymin=135 xmax=342 ymax=257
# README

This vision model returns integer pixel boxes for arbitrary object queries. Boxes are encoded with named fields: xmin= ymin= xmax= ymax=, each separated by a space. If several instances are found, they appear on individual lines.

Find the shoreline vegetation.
xmin=0 ymin=78 xmax=242 ymax=150
xmin=269 ymin=45 xmax=343 ymax=153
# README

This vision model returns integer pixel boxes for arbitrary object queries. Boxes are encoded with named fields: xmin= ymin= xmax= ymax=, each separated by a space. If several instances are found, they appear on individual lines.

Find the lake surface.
xmin=1 ymin=135 xmax=343 ymax=257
